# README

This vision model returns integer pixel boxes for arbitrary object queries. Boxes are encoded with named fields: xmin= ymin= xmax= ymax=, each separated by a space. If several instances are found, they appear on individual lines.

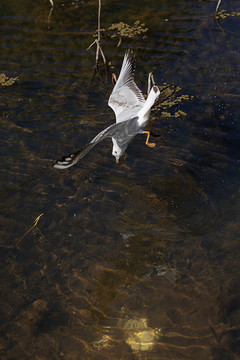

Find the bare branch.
xmin=86 ymin=39 xmax=97 ymax=51
xmin=215 ymin=0 xmax=222 ymax=15
xmin=86 ymin=0 xmax=106 ymax=66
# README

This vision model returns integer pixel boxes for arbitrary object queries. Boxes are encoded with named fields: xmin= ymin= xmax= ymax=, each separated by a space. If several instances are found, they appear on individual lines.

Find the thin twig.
xmin=99 ymin=45 xmax=106 ymax=64
xmin=48 ymin=6 xmax=54 ymax=24
xmin=97 ymin=0 xmax=101 ymax=47
xmin=17 ymin=213 xmax=44 ymax=246
xmin=86 ymin=0 xmax=106 ymax=66
xmin=86 ymin=39 xmax=97 ymax=51
xmin=48 ymin=0 xmax=54 ymax=25
xmin=147 ymin=72 xmax=155 ymax=95
xmin=215 ymin=0 xmax=222 ymax=16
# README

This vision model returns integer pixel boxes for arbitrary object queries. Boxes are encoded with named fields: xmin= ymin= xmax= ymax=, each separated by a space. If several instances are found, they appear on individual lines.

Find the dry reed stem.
xmin=86 ymin=0 xmax=106 ymax=66
xmin=215 ymin=0 xmax=222 ymax=15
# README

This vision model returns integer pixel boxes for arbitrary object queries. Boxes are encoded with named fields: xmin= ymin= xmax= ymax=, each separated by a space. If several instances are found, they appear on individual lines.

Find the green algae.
xmin=216 ymin=10 xmax=240 ymax=19
xmin=154 ymin=83 xmax=194 ymax=119
xmin=0 ymin=73 xmax=19 ymax=87
xmin=107 ymin=21 xmax=148 ymax=47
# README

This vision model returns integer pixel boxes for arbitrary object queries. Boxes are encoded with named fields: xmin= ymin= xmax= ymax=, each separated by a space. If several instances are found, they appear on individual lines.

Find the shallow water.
xmin=1 ymin=0 xmax=240 ymax=359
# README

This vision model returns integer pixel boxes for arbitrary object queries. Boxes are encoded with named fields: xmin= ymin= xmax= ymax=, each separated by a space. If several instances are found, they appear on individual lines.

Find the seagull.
xmin=53 ymin=50 xmax=160 ymax=169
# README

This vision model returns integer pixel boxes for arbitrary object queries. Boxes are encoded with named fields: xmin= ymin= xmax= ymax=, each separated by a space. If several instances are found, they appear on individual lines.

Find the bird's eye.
xmin=114 ymin=151 xmax=118 ymax=154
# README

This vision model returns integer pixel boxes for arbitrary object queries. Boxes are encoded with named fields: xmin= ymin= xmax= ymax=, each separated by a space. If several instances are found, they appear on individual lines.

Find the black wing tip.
xmin=52 ymin=153 xmax=75 ymax=170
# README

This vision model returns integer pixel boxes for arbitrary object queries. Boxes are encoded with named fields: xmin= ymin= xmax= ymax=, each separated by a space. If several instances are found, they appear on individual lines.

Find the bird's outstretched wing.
xmin=108 ymin=50 xmax=145 ymax=123
xmin=53 ymin=118 xmax=137 ymax=169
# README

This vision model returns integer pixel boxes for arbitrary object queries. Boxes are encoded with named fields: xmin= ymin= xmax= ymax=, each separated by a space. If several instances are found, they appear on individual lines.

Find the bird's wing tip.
xmin=52 ymin=153 xmax=76 ymax=170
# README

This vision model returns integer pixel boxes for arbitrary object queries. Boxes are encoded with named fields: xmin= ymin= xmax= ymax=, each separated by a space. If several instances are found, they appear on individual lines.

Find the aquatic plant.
xmin=107 ymin=21 xmax=148 ymax=47
xmin=215 ymin=4 xmax=240 ymax=37
xmin=0 ymin=73 xmax=19 ymax=86
xmin=216 ymin=9 xmax=240 ymax=19
xmin=215 ymin=0 xmax=240 ymax=36
xmin=153 ymin=84 xmax=194 ymax=119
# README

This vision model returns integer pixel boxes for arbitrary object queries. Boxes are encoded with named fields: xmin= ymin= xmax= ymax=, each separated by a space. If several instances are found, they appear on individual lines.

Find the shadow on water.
xmin=1 ymin=0 xmax=240 ymax=359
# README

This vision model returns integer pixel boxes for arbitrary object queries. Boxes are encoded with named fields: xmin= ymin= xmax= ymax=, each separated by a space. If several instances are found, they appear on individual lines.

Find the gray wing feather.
xmin=53 ymin=118 xmax=137 ymax=169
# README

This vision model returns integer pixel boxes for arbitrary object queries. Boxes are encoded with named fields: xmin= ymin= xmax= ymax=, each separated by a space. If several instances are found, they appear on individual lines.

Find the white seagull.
xmin=53 ymin=50 xmax=160 ymax=169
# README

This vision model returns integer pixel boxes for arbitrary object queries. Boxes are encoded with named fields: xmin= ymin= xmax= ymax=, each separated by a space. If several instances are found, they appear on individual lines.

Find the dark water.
xmin=1 ymin=0 xmax=240 ymax=359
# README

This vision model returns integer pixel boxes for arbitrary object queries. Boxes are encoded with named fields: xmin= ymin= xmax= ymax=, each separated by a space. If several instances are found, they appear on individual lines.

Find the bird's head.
xmin=112 ymin=138 xmax=125 ymax=163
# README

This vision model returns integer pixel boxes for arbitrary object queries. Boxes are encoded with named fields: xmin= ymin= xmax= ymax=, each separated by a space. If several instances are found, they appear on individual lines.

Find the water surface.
xmin=1 ymin=0 xmax=240 ymax=359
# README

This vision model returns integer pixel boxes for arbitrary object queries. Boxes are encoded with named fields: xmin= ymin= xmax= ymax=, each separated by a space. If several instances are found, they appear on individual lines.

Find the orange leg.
xmin=144 ymin=131 xmax=156 ymax=148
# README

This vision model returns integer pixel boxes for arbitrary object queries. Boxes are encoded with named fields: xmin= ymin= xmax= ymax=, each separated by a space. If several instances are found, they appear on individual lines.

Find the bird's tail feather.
xmin=137 ymin=85 xmax=160 ymax=125
xmin=146 ymin=85 xmax=160 ymax=107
